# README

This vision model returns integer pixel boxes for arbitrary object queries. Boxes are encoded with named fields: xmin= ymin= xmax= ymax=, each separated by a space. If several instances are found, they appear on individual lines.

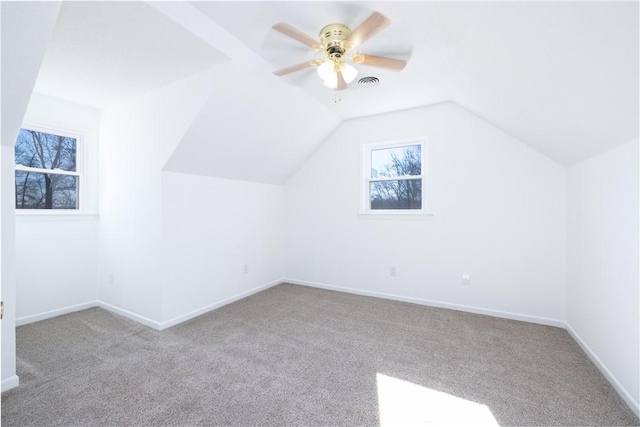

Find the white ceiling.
xmin=33 ymin=1 xmax=228 ymax=109
xmin=192 ymin=1 xmax=452 ymax=118
xmin=190 ymin=1 xmax=639 ymax=166
xmin=437 ymin=1 xmax=639 ymax=165
xmin=30 ymin=1 xmax=638 ymax=178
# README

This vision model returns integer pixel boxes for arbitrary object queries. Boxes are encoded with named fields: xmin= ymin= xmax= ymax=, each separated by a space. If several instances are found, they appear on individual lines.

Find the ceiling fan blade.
xmin=272 ymin=23 xmax=319 ymax=49
xmin=273 ymin=61 xmax=317 ymax=76
xmin=354 ymin=54 xmax=407 ymax=71
xmin=345 ymin=12 xmax=390 ymax=49
xmin=336 ymin=70 xmax=347 ymax=91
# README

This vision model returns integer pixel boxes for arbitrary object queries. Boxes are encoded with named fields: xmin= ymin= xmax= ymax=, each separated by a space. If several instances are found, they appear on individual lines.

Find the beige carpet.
xmin=2 ymin=283 xmax=638 ymax=426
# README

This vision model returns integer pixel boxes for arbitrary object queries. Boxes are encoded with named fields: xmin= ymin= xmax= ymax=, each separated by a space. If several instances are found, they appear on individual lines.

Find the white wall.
xmin=98 ymin=68 xmax=217 ymax=323
xmin=15 ymin=217 xmax=98 ymax=322
xmin=14 ymin=95 xmax=100 ymax=323
xmin=1 ymin=1 xmax=61 ymax=392
xmin=567 ymin=139 xmax=639 ymax=411
xmin=285 ymin=102 xmax=567 ymax=323
xmin=1 ymin=146 xmax=18 ymax=391
xmin=161 ymin=172 xmax=285 ymax=323
xmin=98 ymin=66 xmax=287 ymax=328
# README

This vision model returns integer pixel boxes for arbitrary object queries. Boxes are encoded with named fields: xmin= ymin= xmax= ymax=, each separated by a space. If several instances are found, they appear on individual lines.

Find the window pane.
xmin=370 ymin=179 xmax=422 ymax=210
xmin=371 ymin=144 xmax=421 ymax=178
xmin=15 ymin=171 xmax=78 ymax=209
xmin=15 ymin=129 xmax=77 ymax=171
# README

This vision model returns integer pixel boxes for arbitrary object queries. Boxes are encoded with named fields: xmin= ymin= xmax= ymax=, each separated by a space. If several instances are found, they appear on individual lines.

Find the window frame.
xmin=360 ymin=137 xmax=431 ymax=216
xmin=14 ymin=124 xmax=86 ymax=214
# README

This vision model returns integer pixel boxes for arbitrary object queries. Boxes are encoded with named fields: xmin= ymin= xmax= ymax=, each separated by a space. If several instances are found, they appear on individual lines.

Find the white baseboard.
xmin=565 ymin=322 xmax=639 ymax=417
xmin=16 ymin=301 xmax=99 ymax=326
xmin=96 ymin=301 xmax=164 ymax=330
xmin=97 ymin=279 xmax=284 ymax=331
xmin=157 ymin=278 xmax=283 ymax=330
xmin=1 ymin=375 xmax=19 ymax=392
xmin=285 ymin=278 xmax=565 ymax=328
xmin=11 ymin=281 xmax=285 ymax=332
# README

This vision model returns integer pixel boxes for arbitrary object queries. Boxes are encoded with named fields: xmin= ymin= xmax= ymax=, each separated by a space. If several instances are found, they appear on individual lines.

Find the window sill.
xmin=358 ymin=211 xmax=434 ymax=220
xmin=16 ymin=211 xmax=99 ymax=222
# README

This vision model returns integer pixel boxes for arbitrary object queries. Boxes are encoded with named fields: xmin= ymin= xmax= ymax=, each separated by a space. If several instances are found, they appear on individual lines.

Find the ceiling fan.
xmin=272 ymin=12 xmax=408 ymax=91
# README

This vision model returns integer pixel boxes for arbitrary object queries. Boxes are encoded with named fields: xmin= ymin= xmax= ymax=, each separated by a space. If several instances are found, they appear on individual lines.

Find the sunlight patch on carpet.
xmin=376 ymin=373 xmax=499 ymax=426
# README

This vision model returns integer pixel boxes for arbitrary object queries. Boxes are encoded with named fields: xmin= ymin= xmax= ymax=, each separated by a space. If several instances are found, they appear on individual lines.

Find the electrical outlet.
xmin=390 ymin=266 xmax=397 ymax=277
xmin=462 ymin=274 xmax=471 ymax=285
xmin=243 ymin=264 xmax=249 ymax=274
xmin=108 ymin=273 xmax=115 ymax=285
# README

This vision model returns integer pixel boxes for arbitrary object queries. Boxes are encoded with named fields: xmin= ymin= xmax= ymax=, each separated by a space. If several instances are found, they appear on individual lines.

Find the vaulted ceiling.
xmin=29 ymin=1 xmax=639 ymax=183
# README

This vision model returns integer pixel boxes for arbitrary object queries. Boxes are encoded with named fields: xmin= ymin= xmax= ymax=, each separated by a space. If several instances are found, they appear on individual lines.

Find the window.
xmin=361 ymin=139 xmax=428 ymax=215
xmin=14 ymin=126 xmax=83 ymax=211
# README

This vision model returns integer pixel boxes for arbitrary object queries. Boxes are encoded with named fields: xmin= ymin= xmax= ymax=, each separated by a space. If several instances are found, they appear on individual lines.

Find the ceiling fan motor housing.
xmin=319 ymin=24 xmax=352 ymax=59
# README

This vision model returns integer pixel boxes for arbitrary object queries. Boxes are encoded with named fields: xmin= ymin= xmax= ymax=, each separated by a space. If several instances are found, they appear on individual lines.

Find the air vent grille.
xmin=358 ymin=76 xmax=379 ymax=87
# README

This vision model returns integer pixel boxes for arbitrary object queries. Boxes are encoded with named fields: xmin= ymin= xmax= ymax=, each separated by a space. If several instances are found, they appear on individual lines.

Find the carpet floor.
xmin=2 ymin=283 xmax=638 ymax=426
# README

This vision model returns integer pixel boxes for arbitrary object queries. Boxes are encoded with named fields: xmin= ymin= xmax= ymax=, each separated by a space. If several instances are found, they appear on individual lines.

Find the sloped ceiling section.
xmin=33 ymin=1 xmax=229 ymax=109
xmin=161 ymin=63 xmax=342 ymax=184
xmin=154 ymin=2 xmax=342 ymax=184
xmin=1 ymin=1 xmax=61 ymax=146
xmin=437 ymin=1 xmax=639 ymax=165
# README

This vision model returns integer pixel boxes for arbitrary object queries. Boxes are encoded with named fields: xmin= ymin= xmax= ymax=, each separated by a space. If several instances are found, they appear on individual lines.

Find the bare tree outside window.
xmin=14 ymin=128 xmax=79 ymax=210
xmin=370 ymin=144 xmax=422 ymax=210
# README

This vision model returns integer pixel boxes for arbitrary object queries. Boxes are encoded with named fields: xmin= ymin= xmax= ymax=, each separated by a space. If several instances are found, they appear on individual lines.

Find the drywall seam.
xmin=285 ymin=278 xmax=566 ymax=327
xmin=565 ymin=322 xmax=639 ymax=417
xmin=15 ymin=301 xmax=99 ymax=326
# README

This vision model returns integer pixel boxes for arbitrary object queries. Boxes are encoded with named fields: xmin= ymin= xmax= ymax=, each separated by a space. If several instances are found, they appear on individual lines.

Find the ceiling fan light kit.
xmin=318 ymin=60 xmax=358 ymax=88
xmin=272 ymin=12 xmax=408 ymax=93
